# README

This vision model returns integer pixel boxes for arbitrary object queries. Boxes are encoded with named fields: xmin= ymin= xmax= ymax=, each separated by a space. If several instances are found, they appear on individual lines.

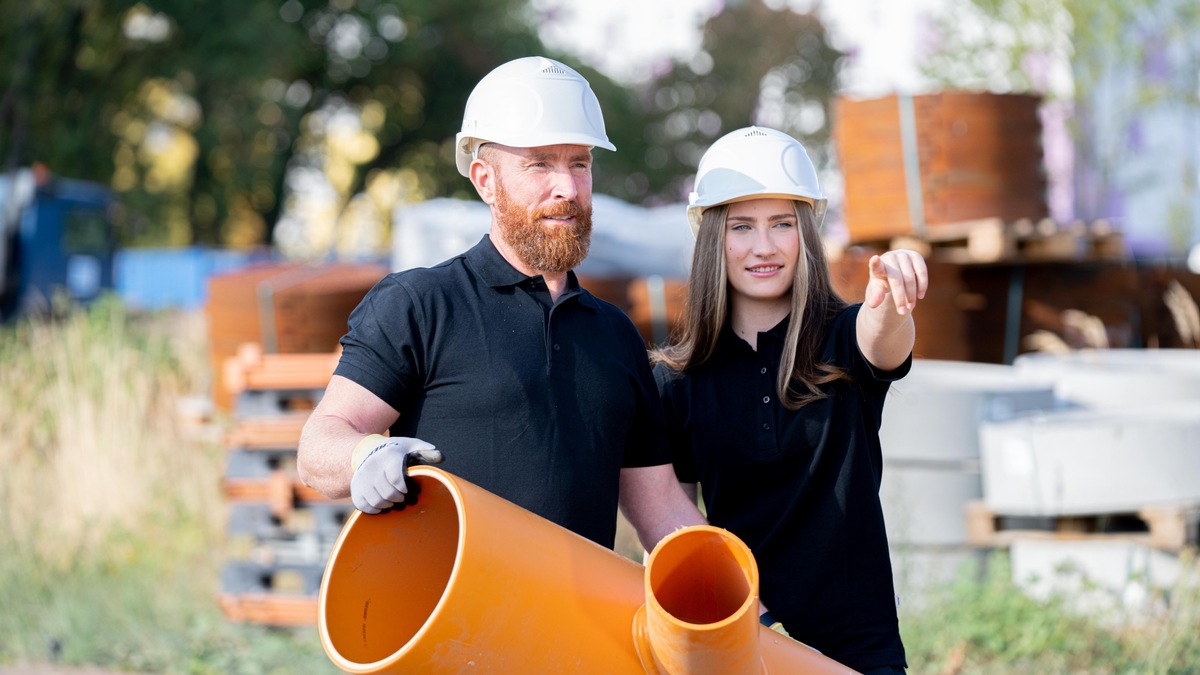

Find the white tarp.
xmin=392 ymin=194 xmax=694 ymax=279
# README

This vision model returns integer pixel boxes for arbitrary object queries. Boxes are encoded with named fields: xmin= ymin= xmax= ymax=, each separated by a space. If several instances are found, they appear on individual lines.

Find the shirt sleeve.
xmin=830 ymin=303 xmax=913 ymax=384
xmin=653 ymin=362 xmax=699 ymax=483
xmin=334 ymin=275 xmax=423 ymax=411
xmin=619 ymin=340 xmax=674 ymax=469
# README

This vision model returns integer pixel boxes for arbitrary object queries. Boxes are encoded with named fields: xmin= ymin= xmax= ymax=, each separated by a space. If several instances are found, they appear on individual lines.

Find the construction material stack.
xmin=967 ymin=350 xmax=1200 ymax=616
xmin=206 ymin=262 xmax=387 ymax=411
xmin=835 ymin=92 xmax=1048 ymax=247
xmin=207 ymin=262 xmax=386 ymax=626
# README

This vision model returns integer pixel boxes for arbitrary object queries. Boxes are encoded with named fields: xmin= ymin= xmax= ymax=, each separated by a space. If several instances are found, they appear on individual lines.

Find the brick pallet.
xmin=207 ymin=261 xmax=385 ymax=411
xmin=834 ymin=91 xmax=1048 ymax=245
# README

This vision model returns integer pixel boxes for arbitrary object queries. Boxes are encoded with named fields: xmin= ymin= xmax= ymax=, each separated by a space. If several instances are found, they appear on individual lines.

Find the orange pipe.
xmin=318 ymin=466 xmax=857 ymax=674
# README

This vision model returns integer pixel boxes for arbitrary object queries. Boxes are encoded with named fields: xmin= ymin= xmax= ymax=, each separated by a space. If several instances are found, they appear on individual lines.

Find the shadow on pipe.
xmin=318 ymin=466 xmax=857 ymax=674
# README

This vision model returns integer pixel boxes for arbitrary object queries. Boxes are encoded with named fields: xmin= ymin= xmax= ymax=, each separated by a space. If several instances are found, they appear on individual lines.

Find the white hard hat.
xmin=455 ymin=56 xmax=616 ymax=177
xmin=687 ymin=126 xmax=827 ymax=235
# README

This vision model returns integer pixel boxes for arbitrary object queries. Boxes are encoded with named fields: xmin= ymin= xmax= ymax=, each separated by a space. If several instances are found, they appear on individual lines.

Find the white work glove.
xmin=350 ymin=435 xmax=444 ymax=514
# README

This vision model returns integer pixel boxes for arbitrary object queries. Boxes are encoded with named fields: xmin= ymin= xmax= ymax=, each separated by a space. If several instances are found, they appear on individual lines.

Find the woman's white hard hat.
xmin=687 ymin=126 xmax=827 ymax=236
xmin=455 ymin=56 xmax=615 ymax=177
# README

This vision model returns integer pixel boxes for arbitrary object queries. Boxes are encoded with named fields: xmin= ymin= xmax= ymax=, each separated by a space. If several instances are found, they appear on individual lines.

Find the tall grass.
xmin=0 ymin=296 xmax=217 ymax=558
xmin=0 ymin=298 xmax=334 ymax=673
xmin=901 ymin=550 xmax=1200 ymax=673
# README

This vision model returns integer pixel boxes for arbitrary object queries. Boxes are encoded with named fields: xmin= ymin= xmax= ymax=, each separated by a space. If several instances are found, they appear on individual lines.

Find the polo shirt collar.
xmin=465 ymin=235 xmax=598 ymax=309
xmin=716 ymin=313 xmax=792 ymax=362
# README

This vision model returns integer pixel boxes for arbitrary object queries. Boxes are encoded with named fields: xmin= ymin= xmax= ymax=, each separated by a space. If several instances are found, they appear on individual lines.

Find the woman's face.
xmin=723 ymin=198 xmax=800 ymax=306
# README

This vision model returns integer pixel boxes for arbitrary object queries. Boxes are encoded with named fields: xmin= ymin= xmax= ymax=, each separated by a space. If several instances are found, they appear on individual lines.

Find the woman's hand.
xmin=864 ymin=249 xmax=928 ymax=315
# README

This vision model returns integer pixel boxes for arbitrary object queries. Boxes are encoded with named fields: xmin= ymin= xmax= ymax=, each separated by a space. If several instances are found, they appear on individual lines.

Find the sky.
xmin=535 ymin=0 xmax=950 ymax=96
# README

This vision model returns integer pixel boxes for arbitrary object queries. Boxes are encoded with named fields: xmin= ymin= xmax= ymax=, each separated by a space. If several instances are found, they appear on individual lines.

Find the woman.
xmin=652 ymin=126 xmax=926 ymax=674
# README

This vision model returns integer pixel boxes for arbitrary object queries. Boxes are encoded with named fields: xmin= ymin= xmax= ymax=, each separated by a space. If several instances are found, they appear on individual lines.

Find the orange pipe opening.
xmin=318 ymin=466 xmax=857 ymax=674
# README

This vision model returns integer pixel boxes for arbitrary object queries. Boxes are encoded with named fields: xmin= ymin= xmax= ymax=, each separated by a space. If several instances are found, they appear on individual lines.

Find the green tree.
xmin=0 ymin=0 xmax=574 ymax=247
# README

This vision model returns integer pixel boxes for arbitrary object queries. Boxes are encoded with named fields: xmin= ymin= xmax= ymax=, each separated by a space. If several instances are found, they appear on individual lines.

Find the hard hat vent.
xmin=744 ymin=128 xmax=769 ymax=138
xmin=541 ymin=64 xmax=568 ymax=75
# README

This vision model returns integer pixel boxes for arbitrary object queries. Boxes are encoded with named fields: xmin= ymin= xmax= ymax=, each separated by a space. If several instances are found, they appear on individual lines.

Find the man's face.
xmin=487 ymin=144 xmax=594 ymax=273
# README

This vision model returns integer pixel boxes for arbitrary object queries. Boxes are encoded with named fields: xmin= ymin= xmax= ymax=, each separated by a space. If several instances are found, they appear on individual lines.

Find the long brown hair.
xmin=652 ymin=200 xmax=850 ymax=409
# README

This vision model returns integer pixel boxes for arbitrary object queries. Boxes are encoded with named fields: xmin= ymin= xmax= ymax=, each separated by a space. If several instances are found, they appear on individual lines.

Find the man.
xmin=297 ymin=56 xmax=705 ymax=551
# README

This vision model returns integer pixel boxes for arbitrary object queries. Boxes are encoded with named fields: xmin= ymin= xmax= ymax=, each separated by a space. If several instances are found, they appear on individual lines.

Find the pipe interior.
xmin=323 ymin=475 xmax=460 ymax=665
xmin=649 ymin=529 xmax=752 ymax=625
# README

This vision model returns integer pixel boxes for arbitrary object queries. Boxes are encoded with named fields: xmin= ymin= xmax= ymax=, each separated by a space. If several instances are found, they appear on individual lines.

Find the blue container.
xmin=116 ymin=247 xmax=270 ymax=310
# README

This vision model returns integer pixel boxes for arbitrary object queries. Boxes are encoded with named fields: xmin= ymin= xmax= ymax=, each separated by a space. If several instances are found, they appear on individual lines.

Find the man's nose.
xmin=549 ymin=170 xmax=579 ymax=200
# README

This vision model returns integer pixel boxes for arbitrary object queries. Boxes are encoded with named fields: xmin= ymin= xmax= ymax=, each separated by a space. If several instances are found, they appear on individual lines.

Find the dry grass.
xmin=0 ymin=298 xmax=334 ymax=673
xmin=0 ymin=299 xmax=225 ymax=562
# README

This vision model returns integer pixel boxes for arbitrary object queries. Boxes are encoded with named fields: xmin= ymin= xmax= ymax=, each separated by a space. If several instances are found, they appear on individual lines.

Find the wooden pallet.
xmin=218 ymin=559 xmax=326 ymax=627
xmin=222 ymin=472 xmax=333 ymax=509
xmin=226 ymin=412 xmax=309 ymax=450
xmin=223 ymin=342 xmax=340 ymax=396
xmin=965 ymin=500 xmax=1200 ymax=551
xmin=884 ymin=217 xmax=1126 ymax=264
xmin=217 ymin=593 xmax=318 ymax=627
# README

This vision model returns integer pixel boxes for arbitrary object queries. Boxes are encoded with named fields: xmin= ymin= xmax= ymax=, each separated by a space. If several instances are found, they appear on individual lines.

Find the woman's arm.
xmin=856 ymin=249 xmax=928 ymax=371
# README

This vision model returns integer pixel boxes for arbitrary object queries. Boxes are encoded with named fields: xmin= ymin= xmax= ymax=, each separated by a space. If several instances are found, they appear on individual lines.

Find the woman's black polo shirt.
xmin=335 ymin=235 xmax=670 ymax=548
xmin=654 ymin=306 xmax=910 ymax=671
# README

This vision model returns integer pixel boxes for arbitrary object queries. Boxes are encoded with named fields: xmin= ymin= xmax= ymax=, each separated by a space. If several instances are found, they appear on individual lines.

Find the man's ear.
xmin=470 ymin=158 xmax=496 ymax=206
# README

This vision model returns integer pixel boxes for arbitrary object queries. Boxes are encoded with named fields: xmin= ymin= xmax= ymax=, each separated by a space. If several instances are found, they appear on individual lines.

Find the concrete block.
xmin=1013 ymin=349 xmax=1200 ymax=409
xmin=980 ymin=402 xmax=1200 ymax=515
xmin=1010 ymin=538 xmax=1184 ymax=619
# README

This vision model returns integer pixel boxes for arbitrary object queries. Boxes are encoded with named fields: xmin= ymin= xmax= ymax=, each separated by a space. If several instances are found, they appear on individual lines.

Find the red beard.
xmin=494 ymin=183 xmax=592 ymax=273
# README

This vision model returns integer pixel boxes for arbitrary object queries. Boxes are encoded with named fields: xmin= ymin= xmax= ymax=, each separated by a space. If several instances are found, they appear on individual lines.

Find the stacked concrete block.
xmin=878 ymin=359 xmax=1057 ymax=606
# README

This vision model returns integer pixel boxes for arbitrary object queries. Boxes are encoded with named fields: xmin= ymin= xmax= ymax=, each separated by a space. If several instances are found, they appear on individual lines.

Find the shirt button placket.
xmin=759 ymin=363 xmax=773 ymax=434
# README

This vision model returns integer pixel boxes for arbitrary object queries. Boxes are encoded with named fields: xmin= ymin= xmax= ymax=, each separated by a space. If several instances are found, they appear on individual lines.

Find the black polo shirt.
xmin=655 ymin=305 xmax=909 ymax=672
xmin=335 ymin=235 xmax=670 ymax=548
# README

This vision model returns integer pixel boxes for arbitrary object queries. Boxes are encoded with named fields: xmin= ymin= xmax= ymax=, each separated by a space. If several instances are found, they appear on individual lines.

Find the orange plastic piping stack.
xmin=317 ymin=466 xmax=858 ymax=674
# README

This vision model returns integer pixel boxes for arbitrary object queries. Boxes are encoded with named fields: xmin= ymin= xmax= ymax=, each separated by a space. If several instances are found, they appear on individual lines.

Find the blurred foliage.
xmin=0 ymin=0 xmax=554 ymax=247
xmin=919 ymin=0 xmax=1072 ymax=96
xmin=0 ymin=0 xmax=844 ymax=250
xmin=902 ymin=550 xmax=1200 ymax=674
xmin=628 ymin=1 xmax=843 ymax=204
xmin=920 ymin=0 xmax=1200 ymax=250
xmin=921 ymin=0 xmax=1200 ymax=102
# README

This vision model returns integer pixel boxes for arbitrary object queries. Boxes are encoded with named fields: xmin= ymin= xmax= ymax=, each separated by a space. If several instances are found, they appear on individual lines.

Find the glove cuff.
xmin=351 ymin=433 xmax=387 ymax=471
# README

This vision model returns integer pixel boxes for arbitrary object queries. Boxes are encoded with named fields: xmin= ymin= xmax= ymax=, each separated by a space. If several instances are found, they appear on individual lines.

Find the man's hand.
xmin=350 ymin=436 xmax=444 ymax=514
